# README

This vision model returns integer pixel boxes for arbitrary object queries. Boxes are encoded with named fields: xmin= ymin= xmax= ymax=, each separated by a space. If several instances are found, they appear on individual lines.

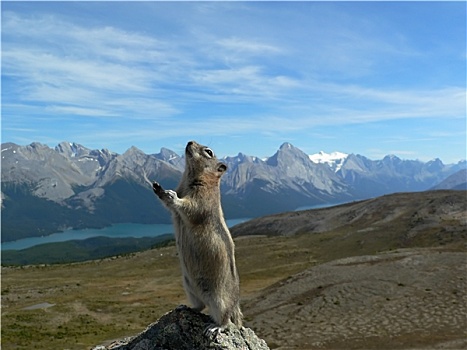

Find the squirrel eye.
xmin=204 ymin=148 xmax=214 ymax=158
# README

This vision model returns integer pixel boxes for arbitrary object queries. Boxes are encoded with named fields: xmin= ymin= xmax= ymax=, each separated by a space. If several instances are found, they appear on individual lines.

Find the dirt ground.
xmin=244 ymin=248 xmax=467 ymax=350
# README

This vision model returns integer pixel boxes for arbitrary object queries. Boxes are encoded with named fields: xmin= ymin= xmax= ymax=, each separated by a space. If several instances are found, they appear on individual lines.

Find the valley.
xmin=2 ymin=141 xmax=466 ymax=242
xmin=2 ymin=190 xmax=466 ymax=349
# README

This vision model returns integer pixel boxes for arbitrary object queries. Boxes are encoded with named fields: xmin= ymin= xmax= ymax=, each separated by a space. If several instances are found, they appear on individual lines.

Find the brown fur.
xmin=152 ymin=141 xmax=243 ymax=331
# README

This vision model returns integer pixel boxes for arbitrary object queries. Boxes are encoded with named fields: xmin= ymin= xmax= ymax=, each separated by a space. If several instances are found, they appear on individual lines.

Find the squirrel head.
xmin=184 ymin=141 xmax=227 ymax=184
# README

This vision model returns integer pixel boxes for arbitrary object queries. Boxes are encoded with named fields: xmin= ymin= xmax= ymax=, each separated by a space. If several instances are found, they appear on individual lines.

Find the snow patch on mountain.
xmin=309 ymin=151 xmax=348 ymax=172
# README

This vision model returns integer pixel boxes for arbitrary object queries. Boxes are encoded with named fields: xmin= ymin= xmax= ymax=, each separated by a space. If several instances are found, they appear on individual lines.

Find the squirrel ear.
xmin=217 ymin=162 xmax=227 ymax=173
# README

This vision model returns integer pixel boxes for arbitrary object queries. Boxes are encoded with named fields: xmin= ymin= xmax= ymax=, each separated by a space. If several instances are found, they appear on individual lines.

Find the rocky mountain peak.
xmin=426 ymin=158 xmax=444 ymax=172
xmin=153 ymin=147 xmax=184 ymax=171
xmin=382 ymin=154 xmax=402 ymax=164
xmin=226 ymin=152 xmax=259 ymax=163
xmin=55 ymin=141 xmax=90 ymax=158
xmin=154 ymin=147 xmax=180 ymax=162
xmin=279 ymin=142 xmax=293 ymax=150
xmin=28 ymin=142 xmax=48 ymax=149
xmin=24 ymin=142 xmax=51 ymax=158
xmin=338 ymin=153 xmax=370 ymax=174
xmin=267 ymin=142 xmax=309 ymax=167
xmin=123 ymin=146 xmax=145 ymax=157
xmin=89 ymin=148 xmax=116 ymax=164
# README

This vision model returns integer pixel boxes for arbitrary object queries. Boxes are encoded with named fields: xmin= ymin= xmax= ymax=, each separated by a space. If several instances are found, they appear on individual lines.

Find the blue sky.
xmin=1 ymin=1 xmax=466 ymax=163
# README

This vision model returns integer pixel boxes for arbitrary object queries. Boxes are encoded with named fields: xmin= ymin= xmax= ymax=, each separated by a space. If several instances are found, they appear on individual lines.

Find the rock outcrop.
xmin=92 ymin=305 xmax=270 ymax=350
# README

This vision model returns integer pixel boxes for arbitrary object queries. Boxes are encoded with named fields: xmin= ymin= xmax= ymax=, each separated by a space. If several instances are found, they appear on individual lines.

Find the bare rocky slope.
xmin=431 ymin=169 xmax=467 ymax=191
xmin=231 ymin=190 xmax=467 ymax=241
xmin=244 ymin=248 xmax=467 ymax=350
xmin=230 ymin=190 xmax=467 ymax=349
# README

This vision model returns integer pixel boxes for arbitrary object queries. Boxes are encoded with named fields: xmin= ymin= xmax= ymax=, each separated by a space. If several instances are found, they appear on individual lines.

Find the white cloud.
xmin=5 ymin=49 xmax=151 ymax=92
xmin=2 ymin=13 xmax=181 ymax=119
xmin=2 ymin=5 xmax=465 ymax=150
xmin=217 ymin=37 xmax=282 ymax=54
xmin=5 ymin=9 xmax=462 ymax=119
xmin=45 ymin=106 xmax=119 ymax=118
xmin=4 ymin=11 xmax=294 ymax=120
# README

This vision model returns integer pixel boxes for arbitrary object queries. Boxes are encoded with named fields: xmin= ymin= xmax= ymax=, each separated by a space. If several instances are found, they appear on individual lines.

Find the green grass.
xmin=2 ymin=223 xmax=465 ymax=350
xmin=2 ymin=235 xmax=174 ymax=266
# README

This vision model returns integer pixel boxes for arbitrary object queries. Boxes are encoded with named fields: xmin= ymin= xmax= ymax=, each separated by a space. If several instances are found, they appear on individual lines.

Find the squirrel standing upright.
xmin=152 ymin=140 xmax=243 ymax=333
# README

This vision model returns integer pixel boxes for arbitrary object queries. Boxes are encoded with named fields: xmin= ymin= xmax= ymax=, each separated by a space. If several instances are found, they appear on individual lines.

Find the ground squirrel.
xmin=152 ymin=140 xmax=243 ymax=333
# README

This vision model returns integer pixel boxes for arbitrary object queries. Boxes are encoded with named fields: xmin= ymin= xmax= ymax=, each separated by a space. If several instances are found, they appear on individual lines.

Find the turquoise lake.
xmin=1 ymin=218 xmax=250 ymax=251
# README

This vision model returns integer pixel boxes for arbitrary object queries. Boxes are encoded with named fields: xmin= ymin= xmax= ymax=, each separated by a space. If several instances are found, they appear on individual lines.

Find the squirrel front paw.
xmin=152 ymin=181 xmax=164 ymax=197
xmin=165 ymin=189 xmax=178 ymax=201
xmin=152 ymin=182 xmax=178 ymax=204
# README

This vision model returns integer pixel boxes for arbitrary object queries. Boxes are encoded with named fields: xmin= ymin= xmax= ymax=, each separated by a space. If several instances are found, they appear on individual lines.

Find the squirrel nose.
xmin=187 ymin=141 xmax=194 ymax=146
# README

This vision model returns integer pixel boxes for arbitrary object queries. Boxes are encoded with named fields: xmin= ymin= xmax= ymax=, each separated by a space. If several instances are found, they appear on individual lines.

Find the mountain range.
xmin=1 ymin=141 xmax=466 ymax=242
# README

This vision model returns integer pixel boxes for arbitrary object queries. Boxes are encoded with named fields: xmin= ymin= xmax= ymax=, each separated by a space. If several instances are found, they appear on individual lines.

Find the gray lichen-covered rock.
xmin=92 ymin=305 xmax=270 ymax=350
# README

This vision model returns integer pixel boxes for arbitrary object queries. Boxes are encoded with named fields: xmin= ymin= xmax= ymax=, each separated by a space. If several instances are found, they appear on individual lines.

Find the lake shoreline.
xmin=1 ymin=219 xmax=251 ymax=251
